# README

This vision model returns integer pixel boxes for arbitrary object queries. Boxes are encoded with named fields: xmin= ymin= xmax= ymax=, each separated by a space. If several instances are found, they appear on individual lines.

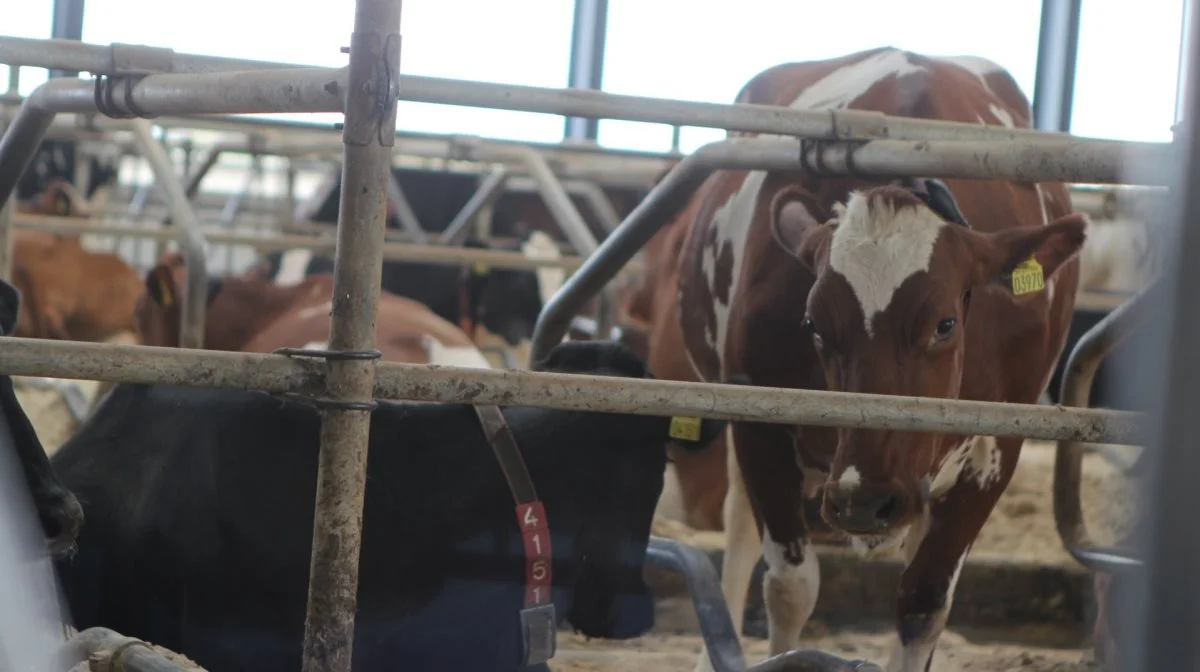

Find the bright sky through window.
xmin=1 ymin=0 xmax=1187 ymax=149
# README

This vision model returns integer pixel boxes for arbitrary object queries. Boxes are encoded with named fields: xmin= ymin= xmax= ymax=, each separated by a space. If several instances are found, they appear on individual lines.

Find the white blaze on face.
xmin=836 ymin=465 xmax=862 ymax=491
xmin=827 ymin=192 xmax=948 ymax=338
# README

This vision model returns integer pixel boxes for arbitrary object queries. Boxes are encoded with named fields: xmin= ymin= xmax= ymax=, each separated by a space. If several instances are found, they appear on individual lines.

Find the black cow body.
xmin=52 ymin=341 xmax=726 ymax=672
xmin=16 ymin=139 xmax=119 ymax=201
xmin=0 ymin=279 xmax=84 ymax=556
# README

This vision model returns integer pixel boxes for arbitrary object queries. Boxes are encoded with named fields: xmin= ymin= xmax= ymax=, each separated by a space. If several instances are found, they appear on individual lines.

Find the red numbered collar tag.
xmin=516 ymin=502 xmax=555 ymax=666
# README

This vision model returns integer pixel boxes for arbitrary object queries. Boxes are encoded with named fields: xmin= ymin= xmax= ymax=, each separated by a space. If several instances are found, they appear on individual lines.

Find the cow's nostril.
xmin=874 ymin=493 xmax=897 ymax=525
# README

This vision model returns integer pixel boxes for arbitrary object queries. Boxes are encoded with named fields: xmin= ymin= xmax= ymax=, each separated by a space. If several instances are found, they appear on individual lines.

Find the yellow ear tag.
xmin=1010 ymin=257 xmax=1045 ymax=296
xmin=668 ymin=416 xmax=702 ymax=442
xmin=472 ymin=262 xmax=490 ymax=275
xmin=157 ymin=276 xmax=174 ymax=307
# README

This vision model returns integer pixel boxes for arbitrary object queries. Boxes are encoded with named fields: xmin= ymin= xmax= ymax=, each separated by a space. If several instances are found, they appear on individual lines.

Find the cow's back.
xmin=678 ymin=47 xmax=1078 ymax=402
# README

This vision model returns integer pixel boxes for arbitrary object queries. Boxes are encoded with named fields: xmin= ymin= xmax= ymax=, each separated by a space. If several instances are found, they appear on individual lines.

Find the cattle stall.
xmin=0 ymin=18 xmax=1177 ymax=672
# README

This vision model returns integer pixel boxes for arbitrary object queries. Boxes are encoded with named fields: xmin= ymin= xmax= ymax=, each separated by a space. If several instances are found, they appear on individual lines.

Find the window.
xmin=1071 ymin=0 xmax=1185 ymax=142
xmin=2 ymin=2 xmax=55 ymax=97
xmin=598 ymin=0 xmax=1043 ymax=153
xmin=79 ymin=0 xmax=574 ymax=142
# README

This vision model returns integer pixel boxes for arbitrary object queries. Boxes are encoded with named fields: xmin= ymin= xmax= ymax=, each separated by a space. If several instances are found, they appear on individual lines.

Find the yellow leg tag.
xmin=1011 ymin=257 xmax=1045 ymax=296
xmin=668 ymin=416 xmax=702 ymax=442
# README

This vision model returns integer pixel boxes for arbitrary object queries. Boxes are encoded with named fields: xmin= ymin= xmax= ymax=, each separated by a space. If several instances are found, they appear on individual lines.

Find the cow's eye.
xmin=934 ymin=318 xmax=956 ymax=341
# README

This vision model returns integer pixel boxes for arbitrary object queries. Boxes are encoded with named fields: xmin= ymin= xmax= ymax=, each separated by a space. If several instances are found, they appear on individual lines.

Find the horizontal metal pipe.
xmin=0 ymin=36 xmax=1121 ymax=143
xmin=11 ymin=213 xmax=599 ymax=272
xmin=0 ymin=338 xmax=1142 ymax=445
xmin=804 ymin=137 xmax=1169 ymax=184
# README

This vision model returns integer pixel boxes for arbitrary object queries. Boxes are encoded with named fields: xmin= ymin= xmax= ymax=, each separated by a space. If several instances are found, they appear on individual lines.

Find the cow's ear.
xmin=969 ymin=213 xmax=1088 ymax=295
xmin=0 ymin=280 xmax=22 ymax=336
xmin=144 ymin=264 xmax=179 ymax=308
xmin=770 ymin=186 xmax=834 ymax=274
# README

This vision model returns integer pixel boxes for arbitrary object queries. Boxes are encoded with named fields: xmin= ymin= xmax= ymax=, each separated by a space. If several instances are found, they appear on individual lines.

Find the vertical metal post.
xmin=563 ymin=0 xmax=607 ymax=141
xmin=48 ymin=0 xmax=85 ymax=79
xmin=300 ymin=1 xmax=400 ymax=671
xmin=1032 ymin=0 xmax=1083 ymax=131
xmin=1129 ymin=0 xmax=1200 ymax=669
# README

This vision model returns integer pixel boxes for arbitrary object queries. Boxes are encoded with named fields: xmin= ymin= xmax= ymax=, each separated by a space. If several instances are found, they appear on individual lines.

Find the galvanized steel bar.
xmin=0 ymin=338 xmax=1141 ymax=445
xmin=0 ymin=67 xmax=347 ymax=214
xmin=300 ymin=0 xmax=400 ymax=668
xmin=385 ymin=171 xmax=428 ymax=244
xmin=0 ymin=35 xmax=1104 ymax=142
xmin=530 ymin=136 xmax=1173 ymax=360
xmin=11 ymin=212 xmax=595 ymax=272
xmin=128 ymin=119 xmax=209 ymax=348
xmin=438 ymin=165 xmax=509 ymax=245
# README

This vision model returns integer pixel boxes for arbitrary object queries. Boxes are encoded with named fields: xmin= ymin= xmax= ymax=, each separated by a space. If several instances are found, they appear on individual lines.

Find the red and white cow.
xmin=674 ymin=48 xmax=1087 ymax=672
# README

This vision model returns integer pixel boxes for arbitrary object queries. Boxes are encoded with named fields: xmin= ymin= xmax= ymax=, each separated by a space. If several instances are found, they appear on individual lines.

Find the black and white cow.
xmin=51 ymin=340 xmax=727 ymax=672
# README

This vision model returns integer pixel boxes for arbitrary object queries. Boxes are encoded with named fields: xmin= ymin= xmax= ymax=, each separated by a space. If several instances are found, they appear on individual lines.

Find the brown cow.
xmin=9 ymin=231 xmax=144 ymax=343
xmin=671 ymin=48 xmax=1086 ymax=672
xmin=136 ymin=253 xmax=492 ymax=368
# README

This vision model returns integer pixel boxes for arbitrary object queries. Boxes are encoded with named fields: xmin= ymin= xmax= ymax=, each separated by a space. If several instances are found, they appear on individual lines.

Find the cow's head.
xmin=772 ymin=179 xmax=1086 ymax=550
xmin=530 ymin=340 xmax=727 ymax=639
xmin=134 ymin=254 xmax=224 ymax=348
xmin=461 ymin=237 xmax=548 ymax=346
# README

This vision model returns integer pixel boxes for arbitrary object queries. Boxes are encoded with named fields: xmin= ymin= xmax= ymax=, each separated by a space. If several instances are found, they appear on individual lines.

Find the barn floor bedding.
xmin=551 ymin=629 xmax=1100 ymax=671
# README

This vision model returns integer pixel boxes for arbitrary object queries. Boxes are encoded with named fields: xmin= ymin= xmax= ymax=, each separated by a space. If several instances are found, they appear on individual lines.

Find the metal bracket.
xmin=800 ymin=137 xmax=869 ymax=178
xmin=91 ymin=75 xmax=157 ymax=119
xmin=272 ymin=347 xmax=382 ymax=411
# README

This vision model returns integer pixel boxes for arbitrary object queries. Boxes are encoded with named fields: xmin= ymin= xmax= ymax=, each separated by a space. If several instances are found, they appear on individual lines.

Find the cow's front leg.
xmin=887 ymin=436 xmax=1019 ymax=672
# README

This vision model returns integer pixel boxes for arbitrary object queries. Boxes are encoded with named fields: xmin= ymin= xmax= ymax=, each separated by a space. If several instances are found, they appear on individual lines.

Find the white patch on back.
xmin=520 ymin=230 xmax=564 ymax=306
xmin=702 ymin=171 xmax=766 ymax=368
xmin=296 ymin=301 xmax=333 ymax=321
xmin=275 ymin=248 xmax=313 ymax=287
xmin=987 ymin=103 xmax=1015 ymax=128
xmin=828 ymin=191 xmax=947 ymax=337
xmin=422 ymin=335 xmax=494 ymax=370
xmin=929 ymin=435 xmax=1002 ymax=498
xmin=940 ymin=54 xmax=1004 ymax=88
xmin=789 ymin=49 xmax=925 ymax=111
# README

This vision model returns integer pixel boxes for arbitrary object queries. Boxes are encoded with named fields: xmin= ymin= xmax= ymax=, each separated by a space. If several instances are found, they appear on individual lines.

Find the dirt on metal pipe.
xmin=299 ymin=0 xmax=400 ymax=670
xmin=0 ymin=337 xmax=1140 ymax=444
xmin=56 ymin=627 xmax=200 ymax=672
xmin=1053 ymin=279 xmax=1161 ymax=574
